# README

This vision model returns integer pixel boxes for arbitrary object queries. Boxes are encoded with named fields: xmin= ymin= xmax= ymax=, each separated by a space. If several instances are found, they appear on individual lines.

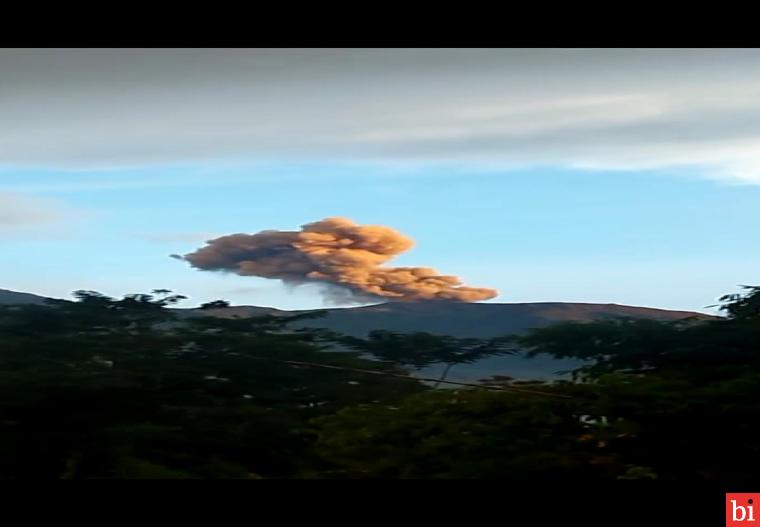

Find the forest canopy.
xmin=0 ymin=286 xmax=757 ymax=481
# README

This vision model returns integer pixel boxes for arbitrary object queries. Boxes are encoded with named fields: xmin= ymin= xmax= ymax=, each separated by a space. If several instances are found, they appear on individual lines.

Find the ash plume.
xmin=178 ymin=217 xmax=498 ymax=303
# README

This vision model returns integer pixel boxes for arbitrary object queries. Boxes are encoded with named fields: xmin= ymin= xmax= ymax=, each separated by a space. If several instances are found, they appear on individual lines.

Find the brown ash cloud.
xmin=178 ymin=217 xmax=498 ymax=303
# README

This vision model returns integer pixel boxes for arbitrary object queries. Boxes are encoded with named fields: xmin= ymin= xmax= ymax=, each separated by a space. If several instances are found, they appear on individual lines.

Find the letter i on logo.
xmin=727 ymin=494 xmax=760 ymax=526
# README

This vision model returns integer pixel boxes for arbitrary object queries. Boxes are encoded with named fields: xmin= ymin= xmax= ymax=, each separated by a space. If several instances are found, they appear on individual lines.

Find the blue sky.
xmin=2 ymin=161 xmax=758 ymax=313
xmin=2 ymin=49 xmax=760 ymax=313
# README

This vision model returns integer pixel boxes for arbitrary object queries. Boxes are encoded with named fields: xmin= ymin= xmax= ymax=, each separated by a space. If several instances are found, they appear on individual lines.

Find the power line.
xmin=244 ymin=355 xmax=576 ymax=399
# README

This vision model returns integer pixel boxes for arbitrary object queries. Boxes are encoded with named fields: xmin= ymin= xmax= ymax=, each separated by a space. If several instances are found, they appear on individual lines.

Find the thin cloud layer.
xmin=0 ymin=193 xmax=69 ymax=231
xmin=139 ymin=231 xmax=221 ymax=244
xmin=178 ymin=217 xmax=498 ymax=303
xmin=4 ymin=49 xmax=760 ymax=182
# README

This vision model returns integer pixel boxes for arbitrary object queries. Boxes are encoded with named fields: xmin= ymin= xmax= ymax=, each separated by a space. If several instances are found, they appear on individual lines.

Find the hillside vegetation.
xmin=0 ymin=286 xmax=757 ymax=481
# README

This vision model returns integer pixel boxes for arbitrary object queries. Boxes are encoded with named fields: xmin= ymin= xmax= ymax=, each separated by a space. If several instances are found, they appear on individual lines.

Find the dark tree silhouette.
xmin=199 ymin=300 xmax=231 ymax=310
xmin=339 ymin=330 xmax=516 ymax=387
xmin=714 ymin=285 xmax=760 ymax=321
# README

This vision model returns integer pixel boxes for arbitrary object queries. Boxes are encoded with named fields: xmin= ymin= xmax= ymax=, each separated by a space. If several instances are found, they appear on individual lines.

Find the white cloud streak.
xmin=0 ymin=192 xmax=75 ymax=236
xmin=3 ymin=49 xmax=760 ymax=182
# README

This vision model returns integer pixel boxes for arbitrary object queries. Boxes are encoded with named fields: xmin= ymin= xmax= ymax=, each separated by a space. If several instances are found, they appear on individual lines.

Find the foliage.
xmin=1 ymin=285 xmax=759 ymax=481
xmin=339 ymin=330 xmax=515 ymax=385
xmin=0 ymin=290 xmax=424 ymax=479
xmin=199 ymin=300 xmax=231 ymax=309
xmin=309 ymin=286 xmax=760 ymax=483
xmin=312 ymin=387 xmax=613 ymax=479
xmin=714 ymin=285 xmax=760 ymax=321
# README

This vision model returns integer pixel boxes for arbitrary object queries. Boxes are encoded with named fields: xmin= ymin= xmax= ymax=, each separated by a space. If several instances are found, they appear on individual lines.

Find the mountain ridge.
xmin=1 ymin=288 xmax=718 ymax=381
xmin=175 ymin=300 xmax=713 ymax=338
xmin=173 ymin=300 xmax=716 ymax=382
xmin=1 ymin=288 xmax=715 ymax=339
xmin=0 ymin=289 xmax=51 ymax=305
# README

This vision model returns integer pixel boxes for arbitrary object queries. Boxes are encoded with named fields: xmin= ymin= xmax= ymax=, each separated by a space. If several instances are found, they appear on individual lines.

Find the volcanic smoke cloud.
xmin=179 ymin=217 xmax=498 ymax=303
